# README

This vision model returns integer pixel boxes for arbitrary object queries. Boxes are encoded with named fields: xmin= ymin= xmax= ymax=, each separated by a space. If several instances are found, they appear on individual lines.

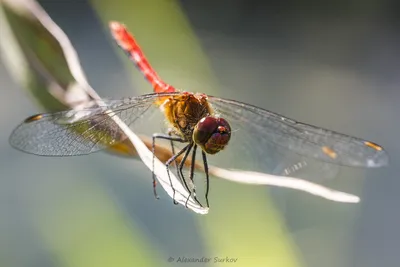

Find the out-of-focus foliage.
xmin=3 ymin=0 xmax=398 ymax=267
xmin=0 ymin=1 xmax=160 ymax=266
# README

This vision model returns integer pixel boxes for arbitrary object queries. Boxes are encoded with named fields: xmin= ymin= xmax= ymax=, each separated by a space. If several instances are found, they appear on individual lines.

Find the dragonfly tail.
xmin=109 ymin=21 xmax=176 ymax=93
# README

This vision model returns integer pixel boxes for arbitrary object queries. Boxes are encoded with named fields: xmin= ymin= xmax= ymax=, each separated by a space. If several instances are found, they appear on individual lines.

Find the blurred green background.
xmin=1 ymin=1 xmax=399 ymax=267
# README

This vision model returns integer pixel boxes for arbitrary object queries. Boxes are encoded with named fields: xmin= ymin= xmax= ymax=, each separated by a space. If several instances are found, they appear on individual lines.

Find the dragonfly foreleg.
xmin=185 ymin=144 xmax=200 ymax=208
xmin=152 ymin=133 xmax=186 ymax=203
xmin=167 ymin=129 xmax=180 ymax=186
xmin=165 ymin=143 xmax=191 ymax=205
xmin=201 ymin=150 xmax=210 ymax=208
xmin=177 ymin=144 xmax=203 ymax=208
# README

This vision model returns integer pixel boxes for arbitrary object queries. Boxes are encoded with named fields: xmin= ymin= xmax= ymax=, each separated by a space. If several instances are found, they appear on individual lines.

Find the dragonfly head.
xmin=193 ymin=116 xmax=231 ymax=154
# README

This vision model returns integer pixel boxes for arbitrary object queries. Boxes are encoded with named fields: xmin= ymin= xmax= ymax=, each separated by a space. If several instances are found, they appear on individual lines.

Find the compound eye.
xmin=193 ymin=117 xmax=218 ymax=145
xmin=193 ymin=117 xmax=231 ymax=154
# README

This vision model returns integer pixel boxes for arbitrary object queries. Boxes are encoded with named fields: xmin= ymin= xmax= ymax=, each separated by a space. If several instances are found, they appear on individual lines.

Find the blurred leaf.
xmin=0 ymin=0 xmax=161 ymax=266
xmin=0 ymin=0 xmax=141 ymax=157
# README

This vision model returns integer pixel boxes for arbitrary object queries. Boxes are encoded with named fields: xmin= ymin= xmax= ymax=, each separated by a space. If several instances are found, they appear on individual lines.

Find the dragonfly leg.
xmin=185 ymin=144 xmax=199 ymax=208
xmin=176 ymin=142 xmax=193 ymax=190
xmin=164 ymin=130 xmax=198 ymax=204
xmin=177 ymin=145 xmax=203 ymax=208
xmin=152 ymin=133 xmax=186 ymax=203
xmin=201 ymin=150 xmax=210 ymax=208
xmin=167 ymin=129 xmax=180 ymax=186
xmin=165 ymin=144 xmax=191 ymax=205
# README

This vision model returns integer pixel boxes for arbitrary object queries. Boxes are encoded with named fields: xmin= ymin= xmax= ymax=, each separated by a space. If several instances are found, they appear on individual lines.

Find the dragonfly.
xmin=9 ymin=22 xmax=389 ymax=209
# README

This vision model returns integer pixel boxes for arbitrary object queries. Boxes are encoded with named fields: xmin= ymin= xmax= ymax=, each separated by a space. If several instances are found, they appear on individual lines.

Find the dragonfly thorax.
xmin=162 ymin=92 xmax=213 ymax=141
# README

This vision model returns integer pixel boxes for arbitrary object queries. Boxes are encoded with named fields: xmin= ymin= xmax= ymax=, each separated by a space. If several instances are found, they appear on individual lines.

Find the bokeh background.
xmin=1 ymin=0 xmax=399 ymax=267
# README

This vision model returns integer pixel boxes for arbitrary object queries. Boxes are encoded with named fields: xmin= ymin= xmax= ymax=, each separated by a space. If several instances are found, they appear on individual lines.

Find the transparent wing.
xmin=10 ymin=91 xmax=388 ymax=179
xmin=9 ymin=94 xmax=165 ymax=156
xmin=208 ymin=96 xmax=388 ymax=179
